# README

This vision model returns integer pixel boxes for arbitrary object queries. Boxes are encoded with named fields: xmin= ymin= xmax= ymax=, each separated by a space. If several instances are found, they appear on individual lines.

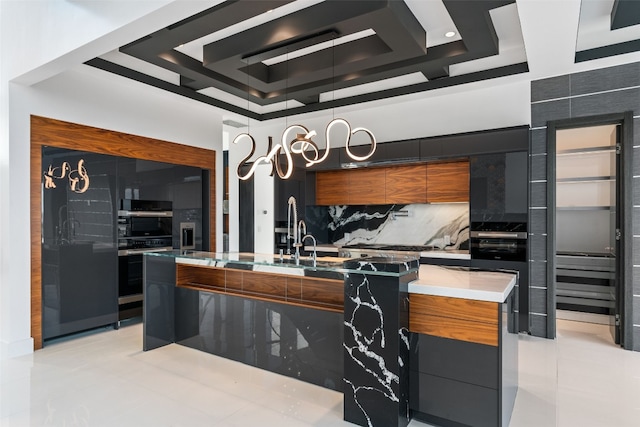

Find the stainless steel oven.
xmin=470 ymin=222 xmax=527 ymax=262
xmin=117 ymin=200 xmax=173 ymax=321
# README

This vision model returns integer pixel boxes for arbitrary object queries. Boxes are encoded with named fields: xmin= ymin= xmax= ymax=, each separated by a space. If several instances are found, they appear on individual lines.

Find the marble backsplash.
xmin=305 ymin=203 xmax=469 ymax=249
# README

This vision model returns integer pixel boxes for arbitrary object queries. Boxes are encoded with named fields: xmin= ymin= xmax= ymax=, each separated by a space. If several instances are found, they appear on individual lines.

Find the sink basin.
xmin=277 ymin=256 xmax=351 ymax=268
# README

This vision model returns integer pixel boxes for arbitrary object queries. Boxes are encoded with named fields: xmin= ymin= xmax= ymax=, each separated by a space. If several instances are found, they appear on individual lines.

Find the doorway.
xmin=548 ymin=113 xmax=632 ymax=348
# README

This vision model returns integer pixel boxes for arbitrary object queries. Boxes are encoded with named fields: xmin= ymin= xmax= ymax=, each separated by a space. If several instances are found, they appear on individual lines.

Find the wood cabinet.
xmin=315 ymin=170 xmax=349 ymax=205
xmin=426 ymin=160 xmax=469 ymax=203
xmin=385 ymin=164 xmax=427 ymax=203
xmin=176 ymin=263 xmax=344 ymax=312
xmin=409 ymin=290 xmax=518 ymax=427
xmin=410 ymin=294 xmax=499 ymax=346
xmin=348 ymin=168 xmax=386 ymax=205
xmin=315 ymin=159 xmax=469 ymax=205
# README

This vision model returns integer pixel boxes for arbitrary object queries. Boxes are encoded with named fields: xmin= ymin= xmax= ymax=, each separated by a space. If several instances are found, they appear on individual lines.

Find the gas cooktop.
xmin=342 ymin=244 xmax=439 ymax=252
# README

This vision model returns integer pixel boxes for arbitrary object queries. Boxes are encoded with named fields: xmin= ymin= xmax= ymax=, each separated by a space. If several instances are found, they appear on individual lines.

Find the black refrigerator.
xmin=41 ymin=147 xmax=118 ymax=340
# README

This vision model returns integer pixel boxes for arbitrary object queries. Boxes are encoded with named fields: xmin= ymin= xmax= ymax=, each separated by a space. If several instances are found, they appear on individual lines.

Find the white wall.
xmin=0 ymin=0 xmax=532 ymax=356
xmin=1 ymin=0 xmax=224 ymax=357
xmin=226 ymin=76 xmax=531 ymax=252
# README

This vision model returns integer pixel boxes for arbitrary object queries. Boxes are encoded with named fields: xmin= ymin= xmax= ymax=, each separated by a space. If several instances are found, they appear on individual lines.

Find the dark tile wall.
xmin=530 ymin=61 xmax=640 ymax=350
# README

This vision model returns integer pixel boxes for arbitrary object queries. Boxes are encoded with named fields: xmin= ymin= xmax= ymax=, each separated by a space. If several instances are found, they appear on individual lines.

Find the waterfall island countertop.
xmin=409 ymin=264 xmax=517 ymax=303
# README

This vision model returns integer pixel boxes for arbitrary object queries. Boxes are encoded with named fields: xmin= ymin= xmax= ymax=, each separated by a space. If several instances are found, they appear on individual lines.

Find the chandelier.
xmin=233 ymin=118 xmax=376 ymax=180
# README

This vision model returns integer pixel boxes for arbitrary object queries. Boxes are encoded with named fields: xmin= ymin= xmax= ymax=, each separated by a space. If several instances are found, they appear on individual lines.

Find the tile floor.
xmin=1 ymin=318 xmax=639 ymax=426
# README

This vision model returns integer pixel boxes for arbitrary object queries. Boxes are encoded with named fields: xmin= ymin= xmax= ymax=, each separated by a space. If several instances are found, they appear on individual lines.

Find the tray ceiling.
xmin=85 ymin=0 xmax=640 ymax=121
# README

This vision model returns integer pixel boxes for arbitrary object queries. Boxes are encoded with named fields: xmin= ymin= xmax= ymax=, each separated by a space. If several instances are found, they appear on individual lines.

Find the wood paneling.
xmin=30 ymin=143 xmax=43 ymax=348
xmin=31 ymin=115 xmax=217 ymax=350
xmin=410 ymin=314 xmax=498 ymax=347
xmin=315 ymin=160 xmax=469 ymax=206
xmin=315 ymin=170 xmax=349 ymax=205
xmin=426 ymin=160 xmax=469 ymax=203
xmin=385 ymin=164 xmax=427 ymax=203
xmin=299 ymin=277 xmax=344 ymax=308
xmin=411 ymin=294 xmax=498 ymax=324
xmin=287 ymin=277 xmax=303 ymax=300
xmin=348 ymin=168 xmax=386 ymax=205
xmin=176 ymin=265 xmax=225 ymax=291
xmin=409 ymin=294 xmax=499 ymax=347
xmin=243 ymin=271 xmax=286 ymax=299
xmin=176 ymin=264 xmax=343 ymax=312
xmin=226 ymin=270 xmax=243 ymax=291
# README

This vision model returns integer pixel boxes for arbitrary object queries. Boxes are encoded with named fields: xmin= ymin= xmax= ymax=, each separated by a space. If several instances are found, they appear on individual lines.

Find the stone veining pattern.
xmin=308 ymin=203 xmax=469 ymax=248
xmin=344 ymin=269 xmax=399 ymax=427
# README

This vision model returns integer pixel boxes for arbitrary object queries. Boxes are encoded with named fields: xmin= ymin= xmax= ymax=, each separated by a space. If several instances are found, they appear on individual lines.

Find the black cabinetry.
xmin=409 ymin=289 xmax=518 ymax=427
xmin=421 ymin=125 xmax=529 ymax=160
xmin=472 ymin=259 xmax=529 ymax=333
xmin=42 ymin=149 xmax=206 ymax=340
xmin=42 ymin=148 xmax=118 ymax=340
xmin=470 ymin=151 xmax=528 ymax=222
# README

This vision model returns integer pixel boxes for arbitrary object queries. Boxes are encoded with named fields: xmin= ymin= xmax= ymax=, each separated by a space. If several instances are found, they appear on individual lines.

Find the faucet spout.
xmin=301 ymin=234 xmax=317 ymax=267
xmin=287 ymin=196 xmax=298 ymax=256
xmin=298 ymin=220 xmax=306 ymax=244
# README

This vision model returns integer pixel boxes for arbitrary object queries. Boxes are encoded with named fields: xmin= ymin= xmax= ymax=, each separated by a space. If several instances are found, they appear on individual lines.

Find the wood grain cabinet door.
xmin=426 ymin=160 xmax=470 ymax=203
xmin=385 ymin=164 xmax=427 ymax=203
xmin=348 ymin=168 xmax=386 ymax=205
xmin=316 ymin=170 xmax=349 ymax=205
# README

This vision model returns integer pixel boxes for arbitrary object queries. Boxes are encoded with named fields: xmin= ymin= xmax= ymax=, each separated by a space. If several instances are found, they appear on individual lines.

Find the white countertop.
xmin=308 ymin=244 xmax=470 ymax=260
xmin=419 ymin=249 xmax=470 ymax=260
xmin=409 ymin=265 xmax=517 ymax=303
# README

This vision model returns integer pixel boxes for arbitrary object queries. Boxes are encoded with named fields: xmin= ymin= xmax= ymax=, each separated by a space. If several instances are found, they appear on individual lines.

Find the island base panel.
xmin=176 ymin=287 xmax=344 ymax=392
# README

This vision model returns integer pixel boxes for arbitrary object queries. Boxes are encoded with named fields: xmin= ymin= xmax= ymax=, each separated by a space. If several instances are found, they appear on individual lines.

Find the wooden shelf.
xmin=556 ymin=145 xmax=616 ymax=155
xmin=176 ymin=264 xmax=344 ymax=312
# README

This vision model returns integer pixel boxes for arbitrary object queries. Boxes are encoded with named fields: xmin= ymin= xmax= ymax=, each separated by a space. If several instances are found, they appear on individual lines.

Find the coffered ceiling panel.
xmin=84 ymin=0 xmax=640 ymax=121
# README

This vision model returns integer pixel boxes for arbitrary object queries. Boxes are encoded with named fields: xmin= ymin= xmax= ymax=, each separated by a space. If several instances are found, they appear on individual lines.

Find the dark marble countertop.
xmin=145 ymin=250 xmax=420 ymax=278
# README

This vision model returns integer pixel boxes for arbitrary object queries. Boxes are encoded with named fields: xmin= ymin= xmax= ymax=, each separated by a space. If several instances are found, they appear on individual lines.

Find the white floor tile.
xmin=2 ymin=318 xmax=640 ymax=427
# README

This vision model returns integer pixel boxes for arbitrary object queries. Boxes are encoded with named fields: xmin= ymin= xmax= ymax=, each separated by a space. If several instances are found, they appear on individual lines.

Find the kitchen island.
xmin=409 ymin=265 xmax=518 ymax=427
xmin=142 ymin=251 xmax=517 ymax=427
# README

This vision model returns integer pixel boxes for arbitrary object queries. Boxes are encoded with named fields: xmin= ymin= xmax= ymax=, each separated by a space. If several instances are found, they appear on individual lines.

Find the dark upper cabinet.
xmin=337 ymin=139 xmax=420 ymax=165
xmin=273 ymin=154 xmax=307 ymax=223
xmin=423 ymin=126 xmax=529 ymax=160
xmin=419 ymin=139 xmax=443 ymax=159
xmin=379 ymin=139 xmax=420 ymax=162
xmin=470 ymin=151 xmax=528 ymax=222
xmin=304 ymin=147 xmax=341 ymax=171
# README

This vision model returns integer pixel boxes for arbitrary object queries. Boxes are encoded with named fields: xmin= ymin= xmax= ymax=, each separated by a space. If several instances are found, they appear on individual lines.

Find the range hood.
xmin=340 ymin=158 xmax=424 ymax=169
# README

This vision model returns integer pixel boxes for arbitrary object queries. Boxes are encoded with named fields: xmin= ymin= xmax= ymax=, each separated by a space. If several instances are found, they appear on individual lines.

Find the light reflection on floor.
xmin=1 ymin=318 xmax=638 ymax=426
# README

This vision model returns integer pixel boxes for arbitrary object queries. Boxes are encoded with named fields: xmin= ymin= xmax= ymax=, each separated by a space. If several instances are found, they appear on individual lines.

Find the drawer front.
xmin=411 ymin=294 xmax=498 ymax=324
xmin=410 ymin=313 xmax=498 ymax=346
xmin=411 ymin=372 xmax=498 ymax=427
xmin=410 ymin=333 xmax=498 ymax=389
xmin=409 ymin=294 xmax=499 ymax=346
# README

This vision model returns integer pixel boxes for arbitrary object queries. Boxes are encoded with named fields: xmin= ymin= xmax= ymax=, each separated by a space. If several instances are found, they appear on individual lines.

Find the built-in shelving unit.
xmin=555 ymin=126 xmax=617 ymax=316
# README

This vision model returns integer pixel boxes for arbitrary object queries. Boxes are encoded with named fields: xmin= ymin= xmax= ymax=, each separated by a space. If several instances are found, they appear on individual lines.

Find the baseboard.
xmin=1 ymin=337 xmax=34 ymax=358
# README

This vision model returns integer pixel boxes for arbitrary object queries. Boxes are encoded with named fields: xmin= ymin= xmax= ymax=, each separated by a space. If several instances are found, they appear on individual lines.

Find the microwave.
xmin=118 ymin=200 xmax=172 ymax=238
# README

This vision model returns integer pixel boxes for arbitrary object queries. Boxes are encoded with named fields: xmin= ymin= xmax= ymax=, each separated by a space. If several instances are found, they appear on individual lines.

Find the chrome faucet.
xmin=287 ymin=196 xmax=298 ymax=255
xmin=298 ymin=219 xmax=306 ymax=244
xmin=301 ymin=234 xmax=317 ymax=267
xmin=287 ymin=197 xmax=315 ymax=265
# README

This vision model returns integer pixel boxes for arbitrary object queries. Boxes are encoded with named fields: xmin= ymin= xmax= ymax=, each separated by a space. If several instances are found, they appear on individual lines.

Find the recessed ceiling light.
xmin=266 ymin=9 xmax=273 ymax=13
xmin=445 ymin=31 xmax=456 ymax=38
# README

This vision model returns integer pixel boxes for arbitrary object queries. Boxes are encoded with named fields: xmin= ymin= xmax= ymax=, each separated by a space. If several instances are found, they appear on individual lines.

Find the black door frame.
xmin=546 ymin=111 xmax=633 ymax=348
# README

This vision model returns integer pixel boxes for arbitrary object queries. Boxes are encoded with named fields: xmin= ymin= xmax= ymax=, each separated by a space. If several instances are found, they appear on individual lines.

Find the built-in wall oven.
xmin=470 ymin=222 xmax=527 ymax=262
xmin=470 ymin=221 xmax=528 ymax=333
xmin=117 ymin=200 xmax=173 ymax=321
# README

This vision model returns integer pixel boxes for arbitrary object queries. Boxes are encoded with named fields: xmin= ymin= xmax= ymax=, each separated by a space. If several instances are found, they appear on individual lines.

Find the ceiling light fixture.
xmin=233 ymin=35 xmax=377 ymax=181
xmin=445 ymin=31 xmax=456 ymax=38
